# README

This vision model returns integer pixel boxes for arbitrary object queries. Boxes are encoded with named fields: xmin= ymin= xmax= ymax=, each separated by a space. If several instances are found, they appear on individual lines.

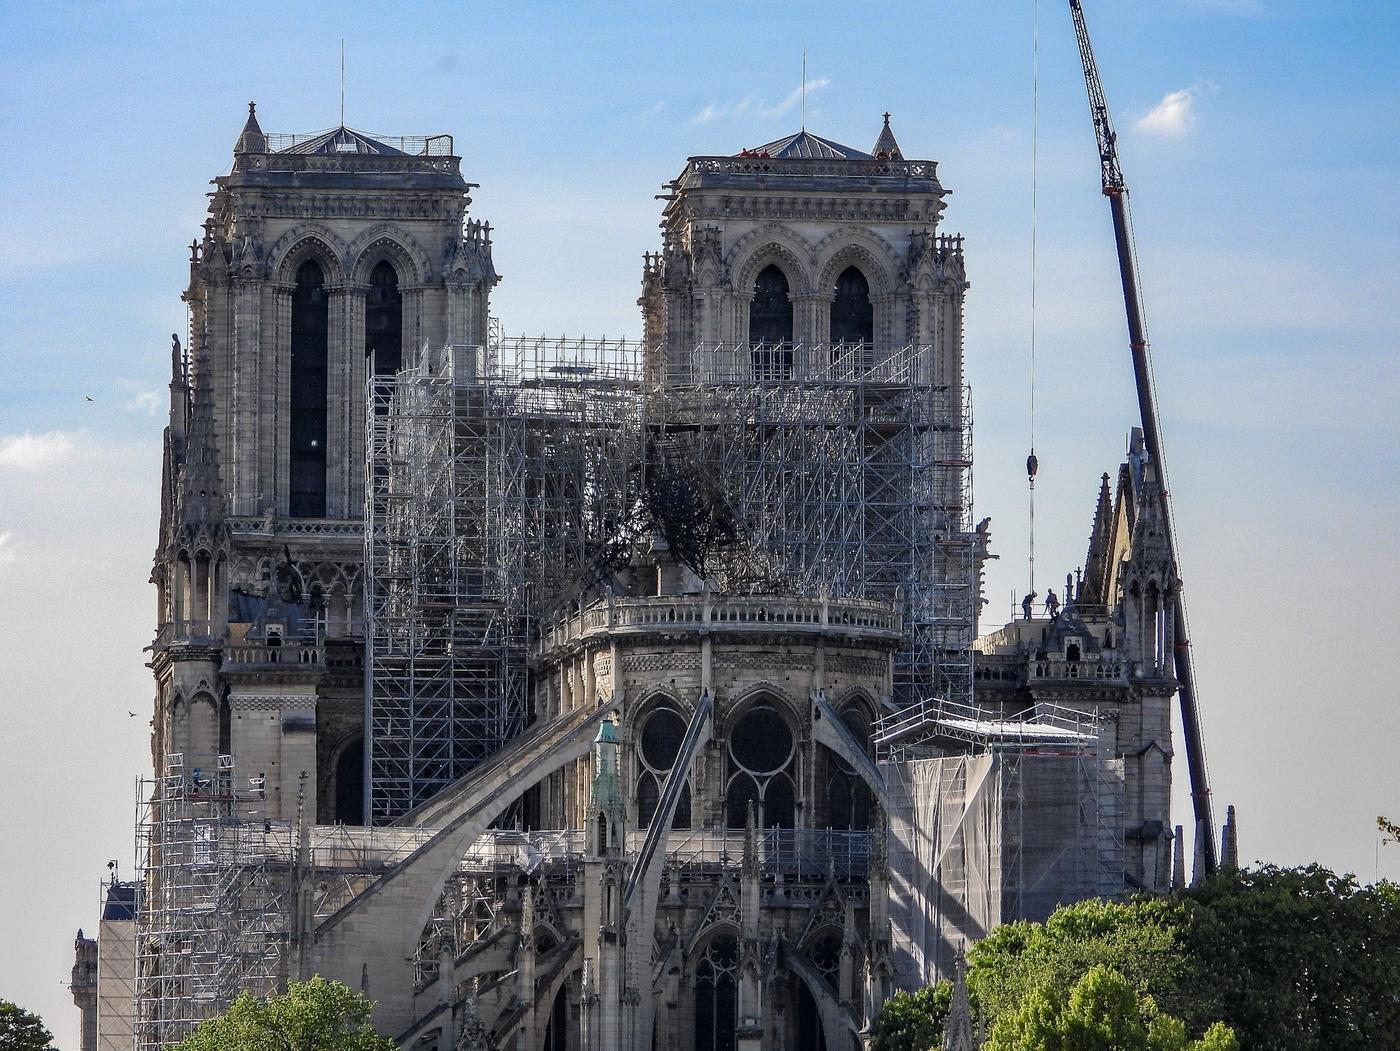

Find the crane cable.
xmin=1027 ymin=0 xmax=1041 ymax=600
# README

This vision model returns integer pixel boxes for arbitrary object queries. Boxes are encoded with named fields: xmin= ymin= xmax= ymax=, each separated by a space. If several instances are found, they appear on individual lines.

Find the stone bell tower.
xmin=151 ymin=104 xmax=498 ymax=822
xmin=641 ymin=115 xmax=969 ymax=389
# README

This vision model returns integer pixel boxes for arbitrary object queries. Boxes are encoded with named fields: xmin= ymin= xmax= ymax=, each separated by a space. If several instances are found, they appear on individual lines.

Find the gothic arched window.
xmin=749 ymin=264 xmax=793 ymax=380
xmin=726 ymin=701 xmax=797 ymax=829
xmin=830 ymin=265 xmax=874 ymax=348
xmin=823 ymin=704 xmax=872 ymax=831
xmin=334 ymin=736 xmax=364 ymax=826
xmin=289 ymin=258 xmax=328 ymax=517
xmin=366 ymin=260 xmax=403 ymax=376
xmin=636 ymin=705 xmax=691 ymax=830
xmin=695 ymin=935 xmax=739 ymax=1051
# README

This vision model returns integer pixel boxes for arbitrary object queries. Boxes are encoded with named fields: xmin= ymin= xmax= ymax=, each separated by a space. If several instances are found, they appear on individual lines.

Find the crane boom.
xmin=1067 ymin=0 xmax=1218 ymax=873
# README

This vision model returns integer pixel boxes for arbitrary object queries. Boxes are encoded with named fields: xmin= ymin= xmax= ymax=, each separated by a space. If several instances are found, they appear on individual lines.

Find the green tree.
xmin=169 ymin=977 xmax=394 ymax=1051
xmin=966 ymin=897 xmax=1193 ymax=1028
xmin=1381 ymin=815 xmax=1400 ymax=846
xmin=873 ymin=864 xmax=1400 ymax=1050
xmin=870 ymin=981 xmax=952 ymax=1051
xmin=1180 ymin=864 xmax=1400 ymax=1051
xmin=984 ymin=966 xmax=1237 ymax=1051
xmin=0 ymin=1001 xmax=56 ymax=1051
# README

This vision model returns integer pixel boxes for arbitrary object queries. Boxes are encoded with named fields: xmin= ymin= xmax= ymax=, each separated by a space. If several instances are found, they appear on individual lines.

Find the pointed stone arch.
xmin=347 ymin=225 xmax=432 ymax=286
xmin=813 ymin=230 xmax=898 ymax=301
xmin=730 ymin=228 xmax=816 ymax=297
xmin=270 ymin=226 xmax=349 ymax=286
xmin=722 ymin=679 xmax=802 ymax=730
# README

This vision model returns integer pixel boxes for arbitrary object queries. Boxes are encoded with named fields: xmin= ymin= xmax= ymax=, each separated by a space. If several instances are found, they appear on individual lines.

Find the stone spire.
xmin=872 ymin=112 xmax=904 ymax=160
xmin=179 ymin=333 xmax=226 ymax=528
xmin=454 ymin=977 xmax=490 ymax=1051
xmin=235 ymin=101 xmax=267 ymax=154
xmin=1191 ymin=817 xmax=1207 ymax=887
xmin=588 ymin=716 xmax=624 ymax=856
xmin=1172 ymin=824 xmax=1187 ymax=890
xmin=1081 ymin=472 xmax=1114 ymax=604
xmin=1220 ymin=804 xmax=1239 ymax=870
xmin=168 ymin=333 xmax=189 ymax=453
xmin=943 ymin=950 xmax=975 ymax=1051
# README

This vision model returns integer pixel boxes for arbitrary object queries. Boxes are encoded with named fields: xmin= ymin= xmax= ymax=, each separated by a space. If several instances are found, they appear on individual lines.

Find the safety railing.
xmin=265 ymin=131 xmax=455 ymax=156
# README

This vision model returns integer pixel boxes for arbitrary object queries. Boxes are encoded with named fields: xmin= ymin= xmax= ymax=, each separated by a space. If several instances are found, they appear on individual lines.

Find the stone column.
xmin=790 ymin=291 xmax=824 ymax=357
xmin=266 ymin=285 xmax=294 ymax=516
xmin=873 ymin=292 xmax=899 ymax=350
xmin=401 ymin=285 xmax=425 ymax=366
xmin=230 ymin=278 xmax=262 ymax=516
xmin=201 ymin=275 xmax=231 ymax=488
xmin=349 ymin=284 xmax=372 ymax=518
xmin=327 ymin=284 xmax=358 ymax=519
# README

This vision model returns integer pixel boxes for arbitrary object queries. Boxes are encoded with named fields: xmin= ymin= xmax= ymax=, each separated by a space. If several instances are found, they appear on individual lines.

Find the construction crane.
xmin=1067 ymin=0 xmax=1218 ymax=873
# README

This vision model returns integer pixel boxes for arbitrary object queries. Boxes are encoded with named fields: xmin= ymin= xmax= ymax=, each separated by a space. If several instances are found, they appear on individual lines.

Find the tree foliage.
xmin=984 ymin=966 xmax=1238 ymax=1051
xmin=967 ymin=897 xmax=1191 ymax=1026
xmin=1178 ymin=864 xmax=1400 ymax=1050
xmin=1380 ymin=814 xmax=1400 ymax=846
xmin=874 ymin=864 xmax=1400 ymax=1051
xmin=169 ymin=977 xmax=394 ymax=1051
xmin=871 ymin=981 xmax=952 ymax=1051
xmin=0 ymin=1001 xmax=55 ymax=1051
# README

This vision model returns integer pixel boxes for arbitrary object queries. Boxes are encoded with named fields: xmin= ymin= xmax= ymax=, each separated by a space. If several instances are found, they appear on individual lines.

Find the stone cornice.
xmin=228 ymin=694 xmax=319 ymax=712
xmin=685 ymin=196 xmax=930 ymax=225
xmin=236 ymin=195 xmax=466 ymax=222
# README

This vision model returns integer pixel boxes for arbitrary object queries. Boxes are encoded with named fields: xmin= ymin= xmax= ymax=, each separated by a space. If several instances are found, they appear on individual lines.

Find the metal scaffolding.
xmin=365 ymin=336 xmax=975 ymax=823
xmin=132 ymin=753 xmax=437 ymax=1048
xmin=132 ymin=754 xmax=287 ymax=1050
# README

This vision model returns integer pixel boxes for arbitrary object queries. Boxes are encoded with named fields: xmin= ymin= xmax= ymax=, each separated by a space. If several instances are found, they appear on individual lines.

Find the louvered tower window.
xmin=289 ymin=259 xmax=328 ymax=517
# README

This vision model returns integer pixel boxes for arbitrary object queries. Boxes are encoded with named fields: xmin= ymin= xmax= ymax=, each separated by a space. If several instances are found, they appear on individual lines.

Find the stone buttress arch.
xmin=310 ymin=697 xmax=619 ymax=1035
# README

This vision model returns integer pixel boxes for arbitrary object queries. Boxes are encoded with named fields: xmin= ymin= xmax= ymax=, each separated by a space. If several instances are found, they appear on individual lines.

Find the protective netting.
xmin=885 ymin=750 xmax=1125 ymax=987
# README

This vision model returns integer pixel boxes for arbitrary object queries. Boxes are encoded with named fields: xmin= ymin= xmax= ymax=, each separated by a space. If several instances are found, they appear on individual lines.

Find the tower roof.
xmin=235 ymin=101 xmax=267 ymax=154
xmin=739 ymin=130 xmax=872 ymax=161
xmin=872 ymin=112 xmax=903 ymax=160
xmin=276 ymin=125 xmax=407 ymax=156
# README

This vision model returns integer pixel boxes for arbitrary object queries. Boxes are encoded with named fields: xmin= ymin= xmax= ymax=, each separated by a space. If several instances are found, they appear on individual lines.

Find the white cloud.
xmin=690 ymin=78 xmax=831 ymax=125
xmin=1132 ymin=88 xmax=1200 ymax=138
xmin=759 ymin=77 xmax=830 ymax=119
xmin=692 ymin=102 xmax=724 ymax=124
xmin=118 ymin=380 xmax=163 ymax=416
xmin=0 ymin=430 xmax=79 ymax=471
xmin=0 ymin=530 xmax=16 ymax=567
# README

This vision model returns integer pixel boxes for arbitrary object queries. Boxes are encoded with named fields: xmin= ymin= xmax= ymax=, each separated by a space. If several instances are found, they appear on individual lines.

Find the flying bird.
xmin=85 ymin=395 xmax=94 ymax=402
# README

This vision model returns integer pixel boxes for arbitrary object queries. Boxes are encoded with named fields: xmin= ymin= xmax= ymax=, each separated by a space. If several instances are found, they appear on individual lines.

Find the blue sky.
xmin=3 ymin=1 xmax=1399 ymax=1044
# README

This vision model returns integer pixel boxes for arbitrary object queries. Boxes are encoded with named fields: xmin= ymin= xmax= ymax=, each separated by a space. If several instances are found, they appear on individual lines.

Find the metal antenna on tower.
xmin=340 ymin=38 xmax=346 ymax=126
xmin=801 ymin=48 xmax=807 ymax=131
xmin=1027 ymin=0 xmax=1041 ymax=598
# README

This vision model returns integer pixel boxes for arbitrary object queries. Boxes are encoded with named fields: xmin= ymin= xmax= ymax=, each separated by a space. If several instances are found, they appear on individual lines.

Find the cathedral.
xmin=75 ymin=104 xmax=1187 ymax=1051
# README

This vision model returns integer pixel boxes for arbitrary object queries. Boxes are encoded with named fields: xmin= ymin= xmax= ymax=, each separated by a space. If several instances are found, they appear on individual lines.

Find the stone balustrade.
xmin=536 ymin=593 xmax=901 ymax=655
xmin=222 ymin=643 xmax=325 ymax=669
xmin=1029 ymin=656 xmax=1127 ymax=682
